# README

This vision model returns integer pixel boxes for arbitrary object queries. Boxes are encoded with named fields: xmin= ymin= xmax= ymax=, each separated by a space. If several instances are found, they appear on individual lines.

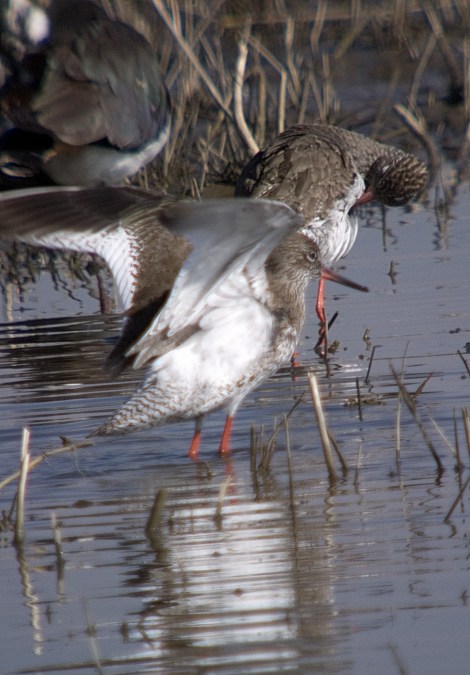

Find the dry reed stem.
xmin=151 ymin=0 xmax=232 ymax=119
xmin=283 ymin=413 xmax=300 ymax=545
xmin=414 ymin=372 xmax=433 ymax=399
xmin=310 ymin=1 xmax=327 ymax=53
xmin=309 ymin=70 xmax=325 ymax=124
xmin=462 ymin=408 xmax=470 ymax=459
xmin=250 ymin=424 xmax=265 ymax=467
xmin=365 ymin=344 xmax=377 ymax=384
xmin=355 ymin=377 xmax=363 ymax=421
xmin=234 ymin=23 xmax=259 ymax=155
xmin=321 ymin=52 xmax=338 ymax=122
xmin=457 ymin=350 xmax=470 ymax=377
xmin=297 ymin=73 xmax=310 ymax=124
xmin=255 ymin=420 xmax=277 ymax=472
xmin=14 ymin=427 xmax=31 ymax=545
xmin=334 ymin=14 xmax=368 ymax=59
xmin=284 ymin=17 xmax=300 ymax=106
xmin=246 ymin=34 xmax=289 ymax=134
xmin=394 ymin=103 xmax=441 ymax=178
xmin=253 ymin=394 xmax=305 ymax=473
xmin=453 ymin=409 xmax=461 ymax=466
xmin=307 ymin=372 xmax=337 ymax=481
xmin=328 ymin=430 xmax=348 ymax=474
xmin=453 ymin=418 xmax=465 ymax=478
xmin=277 ymin=69 xmax=287 ymax=134
xmin=428 ymin=415 xmax=458 ymax=465
xmin=247 ymin=34 xmax=287 ymax=80
xmin=255 ymin=54 xmax=268 ymax=144
xmin=372 ymin=68 xmax=401 ymax=139
xmin=390 ymin=365 xmax=444 ymax=473
xmin=409 ymin=33 xmax=437 ymax=107
xmin=423 ymin=2 xmax=463 ymax=91
xmin=388 ymin=260 xmax=398 ymax=285
xmin=0 ymin=438 xmax=94 ymax=491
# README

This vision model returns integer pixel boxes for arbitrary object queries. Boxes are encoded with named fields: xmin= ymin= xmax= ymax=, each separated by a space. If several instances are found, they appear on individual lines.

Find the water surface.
xmin=1 ymin=188 xmax=469 ymax=673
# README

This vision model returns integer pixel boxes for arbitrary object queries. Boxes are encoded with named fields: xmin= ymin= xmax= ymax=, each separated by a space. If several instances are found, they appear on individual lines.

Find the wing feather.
xmin=129 ymin=199 xmax=302 ymax=366
xmin=0 ymin=185 xmax=168 ymax=310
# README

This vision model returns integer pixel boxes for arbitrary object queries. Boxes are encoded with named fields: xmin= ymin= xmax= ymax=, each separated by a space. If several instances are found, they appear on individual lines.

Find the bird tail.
xmin=91 ymin=378 xmax=182 ymax=436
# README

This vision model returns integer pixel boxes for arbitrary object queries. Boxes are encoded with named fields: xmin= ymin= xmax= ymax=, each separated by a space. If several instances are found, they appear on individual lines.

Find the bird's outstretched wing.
xmin=0 ymin=185 xmax=177 ymax=312
xmin=0 ymin=188 xmax=302 ymax=372
xmin=129 ymin=199 xmax=302 ymax=367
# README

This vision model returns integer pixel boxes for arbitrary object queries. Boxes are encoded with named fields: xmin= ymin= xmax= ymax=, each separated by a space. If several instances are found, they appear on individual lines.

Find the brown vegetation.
xmin=103 ymin=0 xmax=470 ymax=194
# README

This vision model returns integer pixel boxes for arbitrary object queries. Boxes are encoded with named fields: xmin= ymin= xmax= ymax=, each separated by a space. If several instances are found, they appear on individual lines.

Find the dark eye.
xmin=306 ymin=251 xmax=317 ymax=263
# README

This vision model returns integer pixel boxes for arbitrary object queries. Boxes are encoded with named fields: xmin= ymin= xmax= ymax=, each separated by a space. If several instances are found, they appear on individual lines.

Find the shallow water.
xmin=1 ymin=185 xmax=469 ymax=674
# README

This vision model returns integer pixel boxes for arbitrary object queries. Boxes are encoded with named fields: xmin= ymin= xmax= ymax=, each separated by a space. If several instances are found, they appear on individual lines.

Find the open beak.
xmin=321 ymin=267 xmax=369 ymax=293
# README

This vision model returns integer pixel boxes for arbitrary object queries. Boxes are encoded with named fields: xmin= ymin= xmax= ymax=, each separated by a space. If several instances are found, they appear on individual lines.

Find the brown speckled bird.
xmin=236 ymin=124 xmax=428 ymax=346
xmin=0 ymin=0 xmax=170 ymax=188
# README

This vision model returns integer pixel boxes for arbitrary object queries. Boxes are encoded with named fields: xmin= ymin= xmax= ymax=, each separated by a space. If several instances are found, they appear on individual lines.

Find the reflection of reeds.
xmin=214 ymin=476 xmax=232 ymax=522
xmin=0 ymin=244 xmax=114 ymax=320
xmin=444 ymin=474 xmax=470 ymax=522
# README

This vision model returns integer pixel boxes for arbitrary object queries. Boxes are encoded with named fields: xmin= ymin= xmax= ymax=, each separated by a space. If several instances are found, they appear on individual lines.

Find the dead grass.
xmin=100 ymin=0 xmax=470 ymax=195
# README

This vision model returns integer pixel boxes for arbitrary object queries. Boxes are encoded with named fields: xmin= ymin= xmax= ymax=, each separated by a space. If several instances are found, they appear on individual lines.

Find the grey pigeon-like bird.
xmin=0 ymin=0 xmax=170 ymax=188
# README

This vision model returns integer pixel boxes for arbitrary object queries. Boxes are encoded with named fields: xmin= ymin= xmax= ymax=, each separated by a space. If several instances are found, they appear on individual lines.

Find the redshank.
xmin=0 ymin=0 xmax=170 ymax=188
xmin=0 ymin=188 xmax=367 ymax=457
xmin=236 ymin=124 xmax=428 ymax=347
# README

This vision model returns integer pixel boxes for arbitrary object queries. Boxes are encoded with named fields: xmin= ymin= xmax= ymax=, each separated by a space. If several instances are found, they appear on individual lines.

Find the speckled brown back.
xmin=236 ymin=124 xmax=428 ymax=218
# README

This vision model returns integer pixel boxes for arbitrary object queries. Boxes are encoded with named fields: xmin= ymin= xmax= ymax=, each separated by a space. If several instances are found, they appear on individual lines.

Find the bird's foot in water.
xmin=290 ymin=351 xmax=301 ymax=368
xmin=314 ymin=311 xmax=339 ymax=357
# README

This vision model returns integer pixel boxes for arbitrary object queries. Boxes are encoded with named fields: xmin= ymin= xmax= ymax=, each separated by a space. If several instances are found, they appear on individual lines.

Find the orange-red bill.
xmin=354 ymin=188 xmax=375 ymax=206
xmin=321 ymin=267 xmax=369 ymax=293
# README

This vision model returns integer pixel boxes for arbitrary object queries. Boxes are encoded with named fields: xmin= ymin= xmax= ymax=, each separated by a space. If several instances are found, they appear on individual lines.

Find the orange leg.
xmin=188 ymin=418 xmax=203 ymax=460
xmin=315 ymin=275 xmax=327 ymax=325
xmin=218 ymin=415 xmax=233 ymax=456
xmin=290 ymin=351 xmax=300 ymax=368
xmin=293 ymin=276 xmax=328 ymax=364
xmin=315 ymin=275 xmax=328 ymax=352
